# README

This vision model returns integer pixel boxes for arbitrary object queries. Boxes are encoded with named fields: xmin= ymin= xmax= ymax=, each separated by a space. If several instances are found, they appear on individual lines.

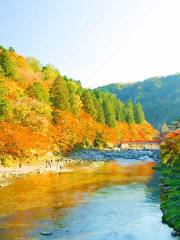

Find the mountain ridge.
xmin=97 ymin=74 xmax=180 ymax=128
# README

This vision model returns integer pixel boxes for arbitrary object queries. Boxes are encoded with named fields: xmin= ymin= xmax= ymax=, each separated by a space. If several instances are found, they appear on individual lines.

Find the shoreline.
xmin=157 ymin=164 xmax=180 ymax=236
xmin=0 ymin=157 xmax=106 ymax=188
xmin=0 ymin=163 xmax=70 ymax=188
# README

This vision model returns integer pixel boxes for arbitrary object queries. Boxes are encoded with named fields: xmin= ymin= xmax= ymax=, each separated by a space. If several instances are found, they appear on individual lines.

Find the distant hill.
xmin=98 ymin=74 xmax=180 ymax=128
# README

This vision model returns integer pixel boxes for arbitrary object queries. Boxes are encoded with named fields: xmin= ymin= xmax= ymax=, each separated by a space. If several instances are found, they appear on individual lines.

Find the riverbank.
xmin=0 ymin=157 xmax=105 ymax=188
xmin=157 ymin=133 xmax=180 ymax=236
xmin=157 ymin=164 xmax=180 ymax=236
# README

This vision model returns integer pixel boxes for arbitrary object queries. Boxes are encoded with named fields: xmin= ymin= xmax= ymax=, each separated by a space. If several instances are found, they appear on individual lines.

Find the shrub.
xmin=25 ymin=82 xmax=49 ymax=102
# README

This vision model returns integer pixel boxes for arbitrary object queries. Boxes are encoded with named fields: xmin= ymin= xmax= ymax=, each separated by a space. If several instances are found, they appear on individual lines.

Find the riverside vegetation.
xmin=0 ymin=45 xmax=157 ymax=167
xmin=158 ymin=130 xmax=180 ymax=235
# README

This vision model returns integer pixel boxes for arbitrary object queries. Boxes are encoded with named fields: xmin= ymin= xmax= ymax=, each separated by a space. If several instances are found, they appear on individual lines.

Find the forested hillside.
xmin=98 ymin=75 xmax=180 ymax=128
xmin=0 ymin=45 xmax=157 ymax=165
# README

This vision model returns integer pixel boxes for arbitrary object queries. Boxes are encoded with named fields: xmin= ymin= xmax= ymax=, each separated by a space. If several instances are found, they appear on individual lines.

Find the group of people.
xmin=45 ymin=159 xmax=63 ymax=171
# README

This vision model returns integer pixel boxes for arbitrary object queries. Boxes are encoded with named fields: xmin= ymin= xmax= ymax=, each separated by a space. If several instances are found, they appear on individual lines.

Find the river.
xmin=0 ymin=150 xmax=179 ymax=240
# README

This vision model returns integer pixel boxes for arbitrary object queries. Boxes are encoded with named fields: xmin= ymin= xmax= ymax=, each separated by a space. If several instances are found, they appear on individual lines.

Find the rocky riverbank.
xmin=71 ymin=148 xmax=160 ymax=162
xmin=0 ymin=157 xmax=105 ymax=188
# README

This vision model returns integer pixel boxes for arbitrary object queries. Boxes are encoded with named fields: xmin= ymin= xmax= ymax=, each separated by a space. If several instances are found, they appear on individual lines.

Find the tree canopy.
xmin=0 ymin=49 xmax=15 ymax=78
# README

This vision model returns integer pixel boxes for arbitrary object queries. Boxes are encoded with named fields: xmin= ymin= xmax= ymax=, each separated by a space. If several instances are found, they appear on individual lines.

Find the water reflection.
xmin=55 ymin=184 xmax=174 ymax=240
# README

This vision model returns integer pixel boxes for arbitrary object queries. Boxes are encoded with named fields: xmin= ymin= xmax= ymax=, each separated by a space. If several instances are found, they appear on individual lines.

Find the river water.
xmin=0 ymin=150 xmax=179 ymax=240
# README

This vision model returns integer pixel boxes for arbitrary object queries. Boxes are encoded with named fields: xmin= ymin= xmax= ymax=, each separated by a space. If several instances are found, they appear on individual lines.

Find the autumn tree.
xmin=42 ymin=64 xmax=59 ymax=81
xmin=27 ymin=57 xmax=42 ymax=72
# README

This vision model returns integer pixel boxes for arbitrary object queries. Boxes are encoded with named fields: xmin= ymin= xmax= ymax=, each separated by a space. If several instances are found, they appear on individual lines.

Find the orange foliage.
xmin=0 ymin=110 xmax=158 ymax=160
xmin=114 ymin=122 xmax=158 ymax=142
xmin=165 ymin=130 xmax=180 ymax=139
xmin=10 ymin=51 xmax=29 ymax=70
xmin=52 ymin=111 xmax=83 ymax=152
xmin=51 ymin=111 xmax=158 ymax=153
xmin=0 ymin=122 xmax=53 ymax=158
xmin=52 ymin=110 xmax=98 ymax=152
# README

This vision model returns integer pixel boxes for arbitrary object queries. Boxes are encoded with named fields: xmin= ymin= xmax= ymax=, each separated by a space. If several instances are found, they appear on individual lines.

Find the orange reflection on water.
xmin=0 ymin=161 xmax=155 ymax=239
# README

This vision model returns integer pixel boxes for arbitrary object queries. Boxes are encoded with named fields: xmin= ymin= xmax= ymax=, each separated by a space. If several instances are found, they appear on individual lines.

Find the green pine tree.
xmin=94 ymin=131 xmax=106 ymax=148
xmin=0 ymin=49 xmax=15 ymax=78
xmin=92 ymin=95 xmax=105 ymax=123
xmin=103 ymin=97 xmax=116 ymax=127
xmin=81 ymin=90 xmax=97 ymax=119
xmin=0 ymin=80 xmax=11 ymax=120
xmin=126 ymin=99 xmax=135 ymax=124
xmin=50 ymin=75 xmax=70 ymax=110
xmin=115 ymin=100 xmax=126 ymax=122
xmin=134 ymin=102 xmax=145 ymax=124
xmin=67 ymin=80 xmax=81 ymax=114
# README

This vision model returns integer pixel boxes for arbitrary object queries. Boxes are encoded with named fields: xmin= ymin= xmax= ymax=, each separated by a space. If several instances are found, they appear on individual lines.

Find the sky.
xmin=1 ymin=0 xmax=180 ymax=88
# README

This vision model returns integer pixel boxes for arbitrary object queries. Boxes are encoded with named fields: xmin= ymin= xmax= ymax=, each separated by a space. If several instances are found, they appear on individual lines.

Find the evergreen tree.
xmin=25 ymin=82 xmax=49 ymax=102
xmin=94 ymin=89 xmax=103 ymax=104
xmin=50 ymin=75 xmax=70 ymax=110
xmin=67 ymin=80 xmax=82 ymax=114
xmin=9 ymin=47 xmax=15 ymax=52
xmin=126 ymin=99 xmax=135 ymax=124
xmin=103 ymin=97 xmax=116 ymax=127
xmin=92 ymin=95 xmax=105 ymax=123
xmin=94 ymin=131 xmax=106 ymax=148
xmin=0 ymin=49 xmax=15 ymax=77
xmin=81 ymin=90 xmax=97 ymax=119
xmin=115 ymin=100 xmax=126 ymax=122
xmin=134 ymin=102 xmax=145 ymax=124
xmin=0 ymin=80 xmax=11 ymax=119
